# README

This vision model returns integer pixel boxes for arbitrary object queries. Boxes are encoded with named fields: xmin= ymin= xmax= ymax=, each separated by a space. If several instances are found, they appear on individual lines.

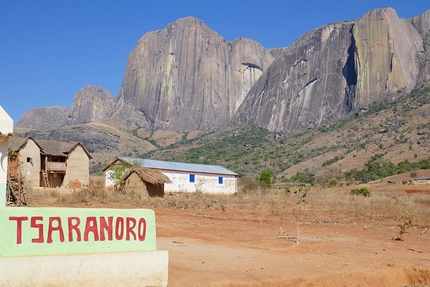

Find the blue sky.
xmin=0 ymin=1 xmax=428 ymax=123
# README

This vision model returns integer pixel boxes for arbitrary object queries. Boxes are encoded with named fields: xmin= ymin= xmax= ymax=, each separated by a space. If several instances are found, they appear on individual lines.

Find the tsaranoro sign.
xmin=0 ymin=207 xmax=156 ymax=257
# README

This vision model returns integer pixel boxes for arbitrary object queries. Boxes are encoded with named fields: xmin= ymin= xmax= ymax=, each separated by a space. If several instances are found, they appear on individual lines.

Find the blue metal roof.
xmin=118 ymin=157 xmax=238 ymax=176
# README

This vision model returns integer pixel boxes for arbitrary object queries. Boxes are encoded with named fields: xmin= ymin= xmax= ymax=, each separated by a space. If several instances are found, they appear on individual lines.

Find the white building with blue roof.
xmin=103 ymin=157 xmax=238 ymax=194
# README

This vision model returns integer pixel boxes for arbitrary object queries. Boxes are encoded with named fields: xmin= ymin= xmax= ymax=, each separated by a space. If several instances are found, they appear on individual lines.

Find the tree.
xmin=259 ymin=170 xmax=274 ymax=188
xmin=107 ymin=165 xmax=127 ymax=186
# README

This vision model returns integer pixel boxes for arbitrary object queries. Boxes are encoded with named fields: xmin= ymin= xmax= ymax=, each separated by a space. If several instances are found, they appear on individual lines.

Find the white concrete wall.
xmin=104 ymin=164 xmax=238 ymax=194
xmin=0 ymin=138 xmax=7 ymax=207
xmin=0 ymin=106 xmax=14 ymax=206
xmin=0 ymin=250 xmax=168 ymax=287
xmin=163 ymin=170 xmax=237 ymax=194
xmin=105 ymin=169 xmax=116 ymax=187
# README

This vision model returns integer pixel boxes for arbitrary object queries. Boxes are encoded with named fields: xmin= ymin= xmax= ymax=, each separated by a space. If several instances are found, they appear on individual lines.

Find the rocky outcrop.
xmin=353 ymin=8 xmax=422 ymax=107
xmin=113 ymin=16 xmax=274 ymax=131
xmin=16 ymin=85 xmax=115 ymax=130
xmin=233 ymin=8 xmax=428 ymax=132
xmin=15 ymin=106 xmax=69 ymax=130
xmin=409 ymin=9 xmax=430 ymax=84
xmin=68 ymin=85 xmax=116 ymax=125
xmin=233 ymin=21 xmax=356 ymax=132
xmin=16 ymin=8 xmax=430 ymax=136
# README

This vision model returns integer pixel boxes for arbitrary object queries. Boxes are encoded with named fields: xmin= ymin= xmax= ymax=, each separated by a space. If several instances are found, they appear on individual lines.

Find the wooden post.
xmin=0 ymin=106 xmax=13 ymax=207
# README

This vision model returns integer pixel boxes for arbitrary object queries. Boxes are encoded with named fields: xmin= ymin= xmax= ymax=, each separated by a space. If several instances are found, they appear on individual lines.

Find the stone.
xmin=68 ymin=85 xmax=116 ymax=125
xmin=15 ymin=106 xmax=69 ymax=130
xmin=113 ymin=16 xmax=274 ymax=131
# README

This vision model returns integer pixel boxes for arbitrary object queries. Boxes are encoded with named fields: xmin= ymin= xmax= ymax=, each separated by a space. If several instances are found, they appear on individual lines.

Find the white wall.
xmin=163 ymin=170 xmax=237 ymax=194
xmin=104 ymin=165 xmax=237 ymax=194
xmin=105 ymin=169 xmax=116 ymax=187
xmin=0 ymin=251 xmax=168 ymax=287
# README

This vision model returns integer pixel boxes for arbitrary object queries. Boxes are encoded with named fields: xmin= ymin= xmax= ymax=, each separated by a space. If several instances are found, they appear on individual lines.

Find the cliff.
xmin=113 ymin=16 xmax=274 ymax=131
xmin=16 ymin=8 xmax=430 ymax=135
xmin=233 ymin=8 xmax=428 ymax=132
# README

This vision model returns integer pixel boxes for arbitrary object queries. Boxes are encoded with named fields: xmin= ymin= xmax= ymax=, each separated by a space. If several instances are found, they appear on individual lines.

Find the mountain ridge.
xmin=15 ymin=8 xmax=430 ymax=134
xmin=12 ymin=8 xmax=430 ymax=180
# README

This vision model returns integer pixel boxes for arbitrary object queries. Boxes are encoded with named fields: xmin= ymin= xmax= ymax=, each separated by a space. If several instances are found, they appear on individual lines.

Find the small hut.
xmin=118 ymin=167 xmax=171 ymax=197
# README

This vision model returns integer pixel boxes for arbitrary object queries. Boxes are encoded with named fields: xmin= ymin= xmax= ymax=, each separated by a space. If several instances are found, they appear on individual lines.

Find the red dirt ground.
xmin=29 ymin=183 xmax=430 ymax=286
xmin=155 ymin=205 xmax=430 ymax=286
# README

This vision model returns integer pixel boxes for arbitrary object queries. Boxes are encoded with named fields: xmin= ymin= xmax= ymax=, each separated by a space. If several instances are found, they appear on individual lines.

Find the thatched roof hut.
xmin=118 ymin=167 xmax=171 ymax=197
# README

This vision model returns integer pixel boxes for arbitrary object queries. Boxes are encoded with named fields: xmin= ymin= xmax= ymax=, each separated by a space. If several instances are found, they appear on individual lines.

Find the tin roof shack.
xmin=104 ymin=157 xmax=238 ymax=194
xmin=8 ymin=137 xmax=92 ymax=188
xmin=413 ymin=176 xmax=430 ymax=185
xmin=118 ymin=167 xmax=171 ymax=197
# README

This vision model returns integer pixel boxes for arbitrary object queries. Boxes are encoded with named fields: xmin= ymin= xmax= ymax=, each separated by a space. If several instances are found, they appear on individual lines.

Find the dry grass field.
xmin=22 ymin=175 xmax=430 ymax=287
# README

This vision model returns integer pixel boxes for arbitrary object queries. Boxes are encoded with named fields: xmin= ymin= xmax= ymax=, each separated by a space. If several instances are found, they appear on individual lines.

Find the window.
xmin=218 ymin=177 xmax=223 ymax=184
xmin=27 ymin=157 xmax=32 ymax=163
xmin=189 ymin=174 xmax=195 ymax=183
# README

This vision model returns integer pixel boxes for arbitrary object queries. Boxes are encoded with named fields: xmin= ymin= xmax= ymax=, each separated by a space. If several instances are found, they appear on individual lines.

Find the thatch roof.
xmin=119 ymin=167 xmax=171 ymax=186
xmin=8 ymin=137 xmax=92 ymax=159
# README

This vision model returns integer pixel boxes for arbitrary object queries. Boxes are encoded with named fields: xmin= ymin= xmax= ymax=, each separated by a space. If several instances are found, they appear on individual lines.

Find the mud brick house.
xmin=8 ymin=137 xmax=92 ymax=188
xmin=117 ymin=167 xmax=172 ymax=197
xmin=103 ymin=157 xmax=238 ymax=194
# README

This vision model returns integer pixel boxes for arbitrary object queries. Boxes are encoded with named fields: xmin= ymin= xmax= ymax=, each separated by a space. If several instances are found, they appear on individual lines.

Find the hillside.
xmin=14 ymin=85 xmax=430 ymax=185
xmin=146 ymin=85 xmax=430 ymax=184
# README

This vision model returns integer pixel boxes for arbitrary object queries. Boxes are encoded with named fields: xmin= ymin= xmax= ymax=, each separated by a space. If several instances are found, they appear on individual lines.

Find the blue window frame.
xmin=218 ymin=177 xmax=223 ymax=184
xmin=190 ymin=174 xmax=195 ymax=183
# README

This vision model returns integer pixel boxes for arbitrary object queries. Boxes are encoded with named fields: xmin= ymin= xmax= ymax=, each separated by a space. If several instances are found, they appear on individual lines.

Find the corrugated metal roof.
xmin=118 ymin=157 xmax=238 ymax=176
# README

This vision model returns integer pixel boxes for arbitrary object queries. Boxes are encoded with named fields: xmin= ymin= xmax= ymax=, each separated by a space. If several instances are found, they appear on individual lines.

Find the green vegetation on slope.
xmin=140 ymin=85 xmax=430 ymax=186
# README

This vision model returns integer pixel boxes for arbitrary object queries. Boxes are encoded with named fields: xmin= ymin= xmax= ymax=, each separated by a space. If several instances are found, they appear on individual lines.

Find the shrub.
xmin=239 ymin=177 xmax=258 ymax=194
xmin=395 ymin=209 xmax=414 ymax=240
xmin=350 ymin=188 xmax=371 ymax=197
xmin=288 ymin=168 xmax=315 ymax=186
xmin=259 ymin=170 xmax=274 ymax=188
xmin=326 ymin=179 xmax=338 ymax=188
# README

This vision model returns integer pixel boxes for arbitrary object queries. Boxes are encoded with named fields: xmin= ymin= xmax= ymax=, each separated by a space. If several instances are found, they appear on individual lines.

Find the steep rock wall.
xmin=234 ymin=8 xmax=426 ymax=133
xmin=233 ymin=21 xmax=356 ymax=132
xmin=114 ymin=17 xmax=274 ymax=131
xmin=353 ymin=8 xmax=422 ymax=107
xmin=409 ymin=9 xmax=430 ymax=84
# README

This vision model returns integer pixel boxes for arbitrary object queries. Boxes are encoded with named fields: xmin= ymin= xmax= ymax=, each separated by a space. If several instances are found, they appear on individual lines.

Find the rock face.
xmin=113 ymin=16 xmax=274 ymax=131
xmin=233 ymin=21 xmax=357 ymax=132
xmin=15 ymin=106 xmax=69 ymax=130
xmin=409 ymin=9 xmax=430 ymax=84
xmin=68 ymin=85 xmax=116 ymax=125
xmin=16 ymin=85 xmax=115 ymax=130
xmin=353 ymin=8 xmax=422 ymax=107
xmin=233 ymin=8 xmax=429 ymax=132
xmin=16 ymin=8 xmax=430 ymax=136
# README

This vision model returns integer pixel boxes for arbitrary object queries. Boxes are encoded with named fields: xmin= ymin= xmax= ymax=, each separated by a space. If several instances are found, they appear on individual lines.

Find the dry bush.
xmin=24 ymin=183 xmax=430 ymax=231
xmin=89 ymin=176 xmax=105 ymax=189
xmin=306 ymin=188 xmax=430 ymax=228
